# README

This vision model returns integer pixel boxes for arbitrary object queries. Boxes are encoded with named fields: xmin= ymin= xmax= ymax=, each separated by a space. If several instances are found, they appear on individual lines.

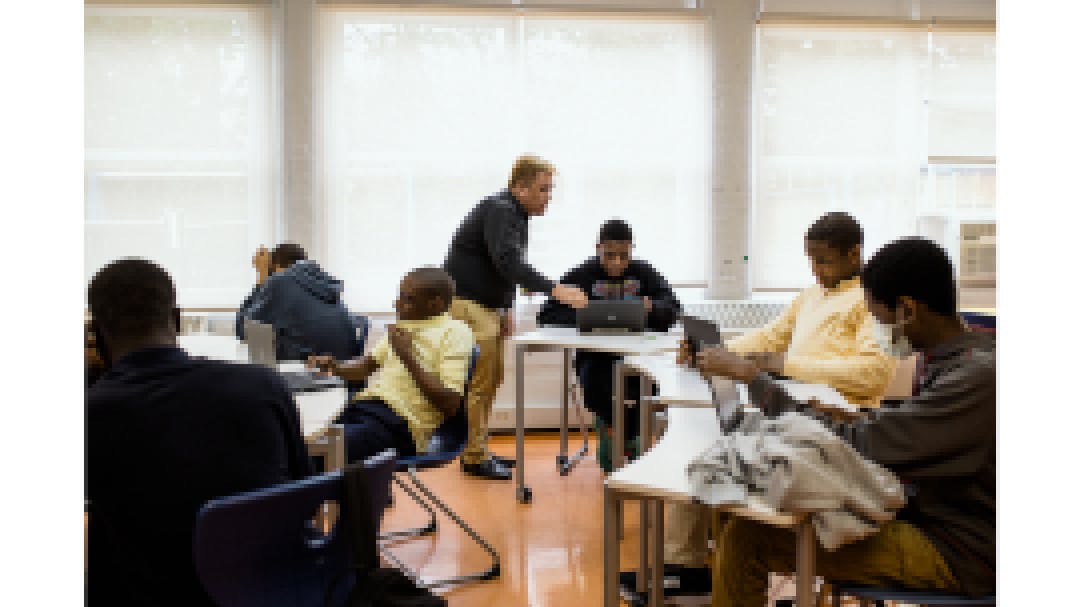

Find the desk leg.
xmin=515 ymin=345 xmax=531 ymax=504
xmin=603 ymin=486 xmax=620 ymax=607
xmin=613 ymin=361 xmax=626 ymax=471
xmin=558 ymin=348 xmax=569 ymax=473
xmin=795 ymin=518 xmax=817 ymax=607
xmin=649 ymin=500 xmax=665 ymax=607
xmin=638 ymin=497 xmax=649 ymax=594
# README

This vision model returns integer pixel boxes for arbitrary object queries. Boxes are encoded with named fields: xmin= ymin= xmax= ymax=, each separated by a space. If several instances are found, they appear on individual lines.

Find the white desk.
xmin=604 ymin=358 xmax=817 ymax=607
xmin=177 ymin=335 xmax=349 ymax=470
xmin=509 ymin=328 xmax=680 ymax=503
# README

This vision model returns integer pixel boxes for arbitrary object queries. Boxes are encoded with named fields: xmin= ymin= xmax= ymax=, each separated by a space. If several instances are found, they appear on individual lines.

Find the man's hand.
xmin=642 ymin=296 xmax=653 ymax=313
xmin=307 ymin=354 xmax=340 ymax=377
xmin=676 ymin=338 xmax=695 ymax=367
xmin=806 ymin=399 xmax=863 ymax=424
xmin=695 ymin=346 xmax=759 ymax=384
xmin=252 ymin=245 xmax=271 ymax=285
xmin=387 ymin=325 xmax=414 ymax=360
xmin=746 ymin=352 xmax=786 ymax=376
xmin=552 ymin=283 xmax=589 ymax=309
xmin=499 ymin=312 xmax=514 ymax=339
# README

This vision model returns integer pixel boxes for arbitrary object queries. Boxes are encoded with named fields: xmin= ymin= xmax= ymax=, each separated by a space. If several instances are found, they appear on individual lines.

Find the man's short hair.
xmin=598 ymin=219 xmax=633 ymax=243
xmin=863 ymin=236 xmax=957 ymax=317
xmin=805 ymin=212 xmax=863 ymax=252
xmin=271 ymin=243 xmax=307 ymax=269
xmin=88 ymin=258 xmax=176 ymax=338
xmin=406 ymin=266 xmax=456 ymax=305
xmin=508 ymin=154 xmax=556 ymax=189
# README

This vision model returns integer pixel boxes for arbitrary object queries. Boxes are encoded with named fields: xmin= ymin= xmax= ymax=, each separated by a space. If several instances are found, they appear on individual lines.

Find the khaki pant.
xmin=664 ymin=502 xmax=711 ymax=567
xmin=712 ymin=515 xmax=960 ymax=607
xmin=450 ymin=298 xmax=506 ymax=465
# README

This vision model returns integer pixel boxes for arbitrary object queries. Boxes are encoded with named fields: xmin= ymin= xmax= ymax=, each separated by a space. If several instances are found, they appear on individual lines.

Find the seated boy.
xmin=629 ymin=212 xmax=896 ymax=601
xmin=86 ymin=259 xmax=312 ymax=607
xmin=536 ymin=218 xmax=681 ymax=471
xmin=695 ymin=236 xmax=995 ymax=604
xmin=310 ymin=267 xmax=475 ymax=462
xmin=237 ymin=242 xmax=361 ymax=361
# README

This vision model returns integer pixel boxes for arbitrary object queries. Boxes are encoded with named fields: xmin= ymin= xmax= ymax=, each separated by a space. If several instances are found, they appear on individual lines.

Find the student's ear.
xmin=848 ymin=244 xmax=862 ymax=265
xmin=897 ymin=296 xmax=917 ymax=322
xmin=430 ymin=295 xmax=446 ymax=316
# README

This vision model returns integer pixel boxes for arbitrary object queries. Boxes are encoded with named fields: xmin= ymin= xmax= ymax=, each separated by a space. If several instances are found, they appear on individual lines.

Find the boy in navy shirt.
xmin=537 ymin=219 xmax=680 ymax=471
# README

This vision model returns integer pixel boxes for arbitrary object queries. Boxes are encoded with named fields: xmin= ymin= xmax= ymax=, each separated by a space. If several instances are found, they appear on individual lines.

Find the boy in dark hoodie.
xmin=236 ymin=242 xmax=361 ymax=361
xmin=536 ymin=219 xmax=681 ymax=471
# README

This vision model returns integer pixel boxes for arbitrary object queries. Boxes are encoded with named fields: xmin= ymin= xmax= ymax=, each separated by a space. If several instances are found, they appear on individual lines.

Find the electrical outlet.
xmin=491 ymin=410 xmax=513 ymax=426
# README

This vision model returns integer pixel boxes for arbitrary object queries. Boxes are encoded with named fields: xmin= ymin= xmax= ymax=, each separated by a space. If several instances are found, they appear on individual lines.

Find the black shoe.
xmin=461 ymin=457 xmax=512 ymax=480
xmin=490 ymin=454 xmax=517 ymax=468
xmin=618 ymin=565 xmax=712 ymax=603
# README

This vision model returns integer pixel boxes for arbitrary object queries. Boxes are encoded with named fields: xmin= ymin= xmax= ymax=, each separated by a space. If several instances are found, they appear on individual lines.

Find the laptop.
xmin=242 ymin=319 xmax=343 ymax=393
xmin=680 ymin=314 xmax=725 ymax=353
xmin=576 ymin=299 xmax=647 ymax=334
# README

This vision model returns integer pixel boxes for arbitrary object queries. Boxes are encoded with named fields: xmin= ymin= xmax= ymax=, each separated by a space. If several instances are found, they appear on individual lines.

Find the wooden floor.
xmin=381 ymin=432 xmax=641 ymax=607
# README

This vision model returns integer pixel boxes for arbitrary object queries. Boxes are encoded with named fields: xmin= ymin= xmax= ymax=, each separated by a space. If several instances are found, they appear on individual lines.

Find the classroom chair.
xmin=377 ymin=346 xmax=501 ymax=589
xmin=192 ymin=450 xmax=397 ymax=607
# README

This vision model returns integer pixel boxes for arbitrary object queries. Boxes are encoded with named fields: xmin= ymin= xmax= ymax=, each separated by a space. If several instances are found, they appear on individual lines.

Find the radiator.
xmin=682 ymin=299 xmax=790 ymax=330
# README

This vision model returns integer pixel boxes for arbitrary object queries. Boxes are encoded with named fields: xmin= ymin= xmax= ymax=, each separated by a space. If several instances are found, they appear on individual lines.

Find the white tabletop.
xmin=178 ymin=334 xmax=248 ymax=362
xmin=622 ymin=353 xmax=715 ymax=407
xmin=606 ymin=406 xmax=795 ymax=527
xmin=511 ymin=327 xmax=680 ymax=354
xmin=177 ymin=335 xmax=345 ymax=437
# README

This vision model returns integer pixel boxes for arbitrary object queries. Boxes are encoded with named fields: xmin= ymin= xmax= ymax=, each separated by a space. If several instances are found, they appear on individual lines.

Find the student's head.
xmin=508 ymin=155 xmax=556 ymax=217
xmin=862 ymin=237 xmax=958 ymax=353
xmin=87 ymin=258 xmax=180 ymax=363
xmin=596 ymin=219 xmax=634 ymax=278
xmin=395 ymin=267 xmax=456 ymax=321
xmin=804 ymin=212 xmax=863 ymax=290
xmin=270 ymin=243 xmax=307 ymax=274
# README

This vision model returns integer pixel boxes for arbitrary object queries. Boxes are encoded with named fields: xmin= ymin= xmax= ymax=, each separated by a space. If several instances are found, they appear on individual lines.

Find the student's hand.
xmin=387 ymin=325 xmax=414 ymax=360
xmin=676 ymin=338 xmax=695 ymax=367
xmin=806 ymin=399 xmax=862 ymax=424
xmin=252 ymin=245 xmax=271 ymax=285
xmin=552 ymin=284 xmax=589 ymax=309
xmin=746 ymin=352 xmax=786 ymax=376
xmin=695 ymin=346 xmax=758 ymax=384
xmin=307 ymin=354 xmax=340 ymax=376
xmin=642 ymin=296 xmax=653 ymax=312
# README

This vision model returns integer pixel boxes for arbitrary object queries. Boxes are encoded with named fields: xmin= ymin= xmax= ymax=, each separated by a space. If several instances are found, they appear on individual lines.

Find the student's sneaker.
xmin=618 ymin=565 xmax=712 ymax=605
xmin=595 ymin=419 xmax=613 ymax=472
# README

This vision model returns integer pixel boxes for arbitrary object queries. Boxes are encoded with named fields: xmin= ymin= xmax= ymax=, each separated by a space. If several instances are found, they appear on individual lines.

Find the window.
xmin=753 ymin=22 xmax=995 ymax=292
xmin=85 ymin=3 xmax=275 ymax=307
xmin=319 ymin=7 xmax=710 ymax=311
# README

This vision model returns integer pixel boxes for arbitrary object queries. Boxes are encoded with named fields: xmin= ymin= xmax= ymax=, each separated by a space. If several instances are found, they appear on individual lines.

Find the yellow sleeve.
xmin=782 ymin=302 xmax=896 ymax=406
xmin=725 ymin=293 xmax=802 ymax=355
xmin=437 ymin=325 xmax=475 ymax=395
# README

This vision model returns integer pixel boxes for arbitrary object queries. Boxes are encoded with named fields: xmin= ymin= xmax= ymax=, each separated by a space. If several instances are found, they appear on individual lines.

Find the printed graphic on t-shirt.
xmin=592 ymin=278 xmax=642 ymax=300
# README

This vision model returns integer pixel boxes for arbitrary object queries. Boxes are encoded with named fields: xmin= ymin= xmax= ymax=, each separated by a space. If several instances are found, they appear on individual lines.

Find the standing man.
xmin=444 ymin=155 xmax=589 ymax=480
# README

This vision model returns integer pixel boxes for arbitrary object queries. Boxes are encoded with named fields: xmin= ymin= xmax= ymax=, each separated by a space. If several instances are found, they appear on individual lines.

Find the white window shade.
xmin=753 ymin=25 xmax=928 ymax=289
xmin=320 ymin=8 xmax=710 ymax=311
xmin=85 ymin=5 xmax=275 ymax=307
xmin=928 ymin=28 xmax=995 ymax=158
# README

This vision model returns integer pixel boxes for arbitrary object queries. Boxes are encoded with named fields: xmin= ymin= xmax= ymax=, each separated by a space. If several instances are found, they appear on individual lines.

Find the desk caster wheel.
xmin=517 ymin=486 xmax=533 ymax=504
xmin=556 ymin=455 xmax=569 ymax=476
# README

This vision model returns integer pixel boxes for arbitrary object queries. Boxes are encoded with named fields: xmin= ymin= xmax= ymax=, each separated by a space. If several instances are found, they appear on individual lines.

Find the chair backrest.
xmin=409 ymin=345 xmax=480 ymax=465
xmin=960 ymin=311 xmax=996 ymax=333
xmin=193 ymin=450 xmax=396 ymax=607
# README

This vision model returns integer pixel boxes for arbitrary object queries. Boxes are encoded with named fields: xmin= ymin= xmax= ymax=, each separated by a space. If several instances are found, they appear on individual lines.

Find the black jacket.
xmin=746 ymin=331 xmax=996 ymax=597
xmin=536 ymin=256 xmax=681 ymax=332
xmin=443 ymin=189 xmax=555 ymax=310
xmin=236 ymin=260 xmax=360 ymax=360
xmin=86 ymin=346 xmax=312 ymax=607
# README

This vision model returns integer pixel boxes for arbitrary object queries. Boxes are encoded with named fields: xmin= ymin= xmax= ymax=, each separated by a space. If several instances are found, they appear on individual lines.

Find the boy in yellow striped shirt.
xmin=623 ymin=212 xmax=896 ymax=602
